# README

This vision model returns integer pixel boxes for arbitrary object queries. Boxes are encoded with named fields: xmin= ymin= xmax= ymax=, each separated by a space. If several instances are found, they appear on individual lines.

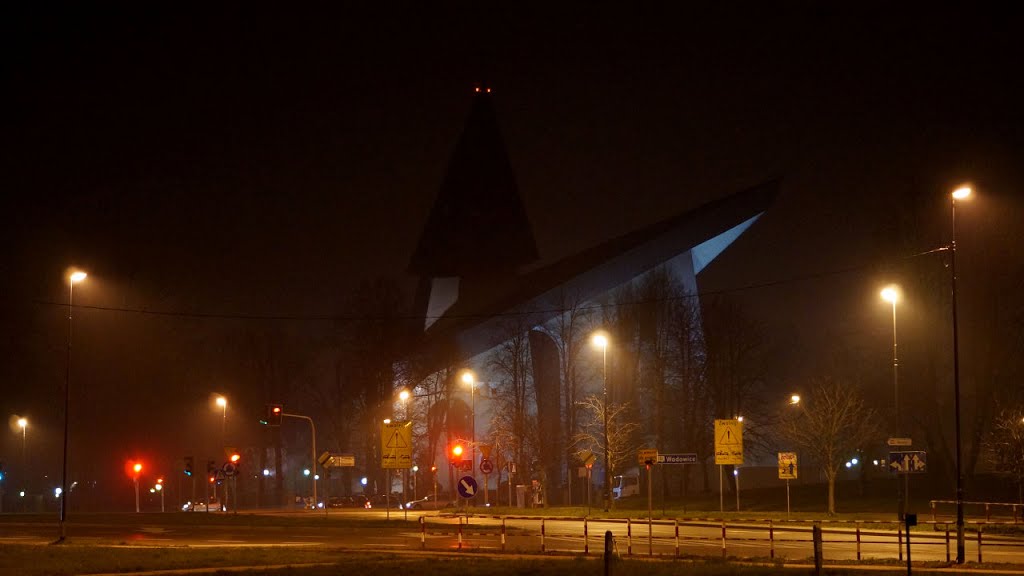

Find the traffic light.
xmin=184 ymin=456 xmax=194 ymax=477
xmin=132 ymin=462 xmax=143 ymax=477
xmin=451 ymin=444 xmax=463 ymax=458
xmin=0 ymin=461 xmax=5 ymax=482
xmin=230 ymin=453 xmax=241 ymax=464
xmin=266 ymin=404 xmax=283 ymax=426
xmin=207 ymin=460 xmax=216 ymax=475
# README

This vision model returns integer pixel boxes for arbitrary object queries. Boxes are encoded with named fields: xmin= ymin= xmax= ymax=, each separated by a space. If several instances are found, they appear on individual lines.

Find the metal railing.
xmin=929 ymin=499 xmax=1023 ymax=523
xmin=418 ymin=513 xmax=1024 ymax=563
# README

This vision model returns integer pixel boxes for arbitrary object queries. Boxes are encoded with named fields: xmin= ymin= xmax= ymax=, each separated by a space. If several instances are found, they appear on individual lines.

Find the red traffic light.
xmin=230 ymin=453 xmax=241 ymax=463
xmin=451 ymin=444 xmax=463 ymax=458
xmin=209 ymin=476 xmax=216 ymax=483
xmin=272 ymin=406 xmax=281 ymax=414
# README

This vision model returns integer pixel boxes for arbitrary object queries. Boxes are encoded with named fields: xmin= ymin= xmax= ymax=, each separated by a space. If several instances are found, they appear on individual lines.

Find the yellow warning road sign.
xmin=381 ymin=420 xmax=413 ymax=469
xmin=714 ymin=419 xmax=744 ymax=465
xmin=778 ymin=452 xmax=798 ymax=479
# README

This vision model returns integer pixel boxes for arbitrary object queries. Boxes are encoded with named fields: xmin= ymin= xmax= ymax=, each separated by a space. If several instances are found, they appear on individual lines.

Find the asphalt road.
xmin=2 ymin=510 xmax=1022 ymax=565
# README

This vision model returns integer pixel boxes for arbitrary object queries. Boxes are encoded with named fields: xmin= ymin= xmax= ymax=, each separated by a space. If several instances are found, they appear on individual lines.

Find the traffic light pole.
xmin=283 ymin=413 xmax=317 ymax=508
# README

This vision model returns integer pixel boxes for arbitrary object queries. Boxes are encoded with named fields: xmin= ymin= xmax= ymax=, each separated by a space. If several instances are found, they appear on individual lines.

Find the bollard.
xmin=905 ymin=513 xmax=917 ymax=576
xmin=674 ymin=519 xmax=679 ymax=558
xmin=541 ymin=518 xmax=546 ymax=553
xmin=501 ymin=517 xmax=506 ymax=552
xmin=627 ymin=518 xmax=632 ymax=556
xmin=721 ymin=521 xmax=727 ymax=559
xmin=856 ymin=523 xmax=861 ymax=561
xmin=986 ymin=503 xmax=991 ymax=522
xmin=931 ymin=501 xmax=936 ymax=522
xmin=584 ymin=517 xmax=589 ymax=555
xmin=769 ymin=520 xmax=775 ymax=560
xmin=978 ymin=526 xmax=983 ymax=564
xmin=604 ymin=530 xmax=614 ymax=576
xmin=812 ymin=522 xmax=823 ymax=576
xmin=898 ymin=523 xmax=903 ymax=562
xmin=420 ymin=516 xmax=426 ymax=550
xmin=945 ymin=525 xmax=950 ymax=563
xmin=458 ymin=517 xmax=463 ymax=550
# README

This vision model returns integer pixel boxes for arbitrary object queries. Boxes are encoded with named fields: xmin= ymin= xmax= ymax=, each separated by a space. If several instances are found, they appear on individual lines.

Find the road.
xmin=1 ymin=510 xmax=1022 ymax=565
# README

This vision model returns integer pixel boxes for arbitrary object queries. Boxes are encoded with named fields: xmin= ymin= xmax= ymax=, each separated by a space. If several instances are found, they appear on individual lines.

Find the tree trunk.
xmin=827 ymin=475 xmax=836 ymax=515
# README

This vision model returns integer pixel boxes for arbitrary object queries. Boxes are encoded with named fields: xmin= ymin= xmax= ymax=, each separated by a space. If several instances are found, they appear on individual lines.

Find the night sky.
xmin=2 ymin=5 xmax=1021 ymax=503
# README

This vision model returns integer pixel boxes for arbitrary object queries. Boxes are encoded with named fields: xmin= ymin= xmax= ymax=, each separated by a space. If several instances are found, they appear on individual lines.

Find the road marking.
xmin=207 ymin=539 xmax=246 ymax=543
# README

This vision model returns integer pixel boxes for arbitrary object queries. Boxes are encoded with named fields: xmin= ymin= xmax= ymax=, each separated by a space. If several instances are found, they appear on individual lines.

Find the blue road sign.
xmin=657 ymin=453 xmax=698 ymax=464
xmin=479 ymin=459 xmax=494 ymax=474
xmin=889 ymin=451 xmax=927 ymax=474
xmin=457 ymin=475 xmax=478 ymax=498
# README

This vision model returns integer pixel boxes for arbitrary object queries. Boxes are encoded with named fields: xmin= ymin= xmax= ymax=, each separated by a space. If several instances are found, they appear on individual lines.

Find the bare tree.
xmin=778 ymin=378 xmax=882 ymax=514
xmin=982 ymin=408 xmax=1024 ymax=504
xmin=488 ymin=318 xmax=535 ymax=482
xmin=573 ymin=395 xmax=640 ymax=507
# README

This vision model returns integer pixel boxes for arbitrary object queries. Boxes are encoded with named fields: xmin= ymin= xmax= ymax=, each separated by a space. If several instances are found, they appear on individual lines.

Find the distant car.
xmin=182 ymin=499 xmax=224 ymax=512
xmin=327 ymin=496 xmax=348 ymax=508
xmin=403 ymin=494 xmax=449 ymax=510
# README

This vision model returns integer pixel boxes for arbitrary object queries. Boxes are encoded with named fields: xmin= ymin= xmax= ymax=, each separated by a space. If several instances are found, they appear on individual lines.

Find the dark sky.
xmin=2 ymin=4 xmax=1021 ymax=502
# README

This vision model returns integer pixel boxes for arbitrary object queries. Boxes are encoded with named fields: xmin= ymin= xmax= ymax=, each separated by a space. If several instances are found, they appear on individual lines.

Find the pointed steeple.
xmin=410 ymin=87 xmax=538 ymax=277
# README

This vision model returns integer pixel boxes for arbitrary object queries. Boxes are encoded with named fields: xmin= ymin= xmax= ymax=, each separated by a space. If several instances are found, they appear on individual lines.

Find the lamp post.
xmin=58 ymin=270 xmax=86 ymax=543
xmin=133 ymin=463 xmax=142 ymax=513
xmin=215 ymin=396 xmax=227 ymax=446
xmin=591 ymin=332 xmax=611 ymax=511
xmin=17 ymin=418 xmax=27 ymax=494
xmin=881 ymin=285 xmax=906 ymax=520
xmin=950 ymin=185 xmax=971 ymax=564
xmin=460 ymin=371 xmax=476 ymax=476
xmin=283 ymin=412 xmax=317 ymax=509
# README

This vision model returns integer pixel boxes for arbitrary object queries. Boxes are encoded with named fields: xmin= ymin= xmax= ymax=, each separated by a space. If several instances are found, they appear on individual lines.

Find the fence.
xmin=419 ymin=514 xmax=1024 ymax=563
xmin=929 ymin=499 xmax=1023 ymax=523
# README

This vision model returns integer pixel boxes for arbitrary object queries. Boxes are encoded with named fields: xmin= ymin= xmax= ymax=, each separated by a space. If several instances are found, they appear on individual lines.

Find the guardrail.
xmin=420 ymin=513 xmax=1024 ymax=563
xmin=929 ymin=499 xmax=1023 ymax=523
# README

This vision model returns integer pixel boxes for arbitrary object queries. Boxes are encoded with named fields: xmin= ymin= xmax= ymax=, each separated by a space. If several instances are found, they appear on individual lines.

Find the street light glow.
xmin=460 ymin=370 xmax=475 ymax=386
xmin=881 ymin=286 xmax=899 ymax=303
xmin=133 ymin=463 xmax=142 ymax=474
xmin=399 ymin=389 xmax=410 ymax=401
xmin=216 ymin=396 xmax=227 ymax=408
xmin=69 ymin=271 xmax=87 ymax=283
xmin=789 ymin=394 xmax=801 ymax=405
xmin=18 ymin=417 xmax=27 ymax=429
xmin=303 ymin=469 xmax=310 ymax=476
xmin=591 ymin=333 xmax=609 ymax=349
xmin=952 ymin=186 xmax=972 ymax=200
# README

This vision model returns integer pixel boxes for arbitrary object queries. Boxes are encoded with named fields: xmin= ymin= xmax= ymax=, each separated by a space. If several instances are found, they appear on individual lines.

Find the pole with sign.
xmin=714 ymin=419 xmax=744 ymax=513
xmin=778 ymin=452 xmax=798 ymax=517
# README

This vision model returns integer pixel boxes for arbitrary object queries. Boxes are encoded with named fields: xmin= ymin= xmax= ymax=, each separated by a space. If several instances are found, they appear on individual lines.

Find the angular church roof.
xmin=409 ymin=89 xmax=538 ymax=277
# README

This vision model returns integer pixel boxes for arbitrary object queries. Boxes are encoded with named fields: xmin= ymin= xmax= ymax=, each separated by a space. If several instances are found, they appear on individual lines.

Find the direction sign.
xmin=479 ymin=459 xmax=494 ymax=475
xmin=479 ymin=444 xmax=493 ymax=459
xmin=317 ymin=451 xmax=332 ymax=466
xmin=714 ymin=419 xmax=744 ymax=465
xmin=778 ymin=452 xmax=798 ymax=479
xmin=889 ymin=451 xmax=927 ymax=474
xmin=323 ymin=454 xmax=355 ymax=468
xmin=457 ymin=475 xmax=478 ymax=498
xmin=887 ymin=437 xmax=913 ymax=447
xmin=381 ymin=420 xmax=413 ymax=469
xmin=638 ymin=448 xmax=659 ymax=466
xmin=579 ymin=450 xmax=597 ymax=467
xmin=657 ymin=453 xmax=697 ymax=464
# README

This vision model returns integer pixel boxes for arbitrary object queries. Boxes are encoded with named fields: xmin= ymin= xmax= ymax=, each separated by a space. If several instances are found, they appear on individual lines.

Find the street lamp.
xmin=880 ymin=284 xmax=905 ymax=519
xmin=215 ymin=396 xmax=227 ymax=445
xmin=133 ymin=462 xmax=143 ymax=513
xmin=950 ymin=185 xmax=971 ymax=563
xmin=58 ymin=269 xmax=86 ymax=542
xmin=17 ymin=418 xmax=27 ymax=493
xmin=591 ymin=331 xmax=611 ymax=511
xmin=789 ymin=394 xmax=801 ymax=406
xmin=460 ymin=371 xmax=476 ymax=474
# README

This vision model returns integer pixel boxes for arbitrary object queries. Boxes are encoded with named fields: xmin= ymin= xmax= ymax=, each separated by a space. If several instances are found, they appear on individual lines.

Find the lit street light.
xmin=133 ymin=463 xmax=143 ymax=513
xmin=215 ymin=396 xmax=227 ymax=445
xmin=17 ymin=418 xmax=27 ymax=494
xmin=950 ymin=185 xmax=972 ymax=564
xmin=591 ymin=331 xmax=611 ymax=511
xmin=460 ymin=371 xmax=476 ymax=476
xmin=789 ymin=394 xmax=801 ymax=405
xmin=880 ymin=284 xmax=906 ymax=519
xmin=58 ymin=269 xmax=86 ymax=543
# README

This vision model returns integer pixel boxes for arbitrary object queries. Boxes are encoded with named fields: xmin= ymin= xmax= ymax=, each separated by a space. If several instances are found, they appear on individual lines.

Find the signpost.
xmin=479 ymin=459 xmax=493 ymax=506
xmin=657 ymin=453 xmax=697 ymax=464
xmin=890 ymin=450 xmax=926 ymax=516
xmin=382 ymin=421 xmax=413 ymax=520
xmin=457 ymin=475 xmax=478 ymax=500
xmin=714 ymin=419 xmax=744 ymax=513
xmin=778 ymin=452 xmax=798 ymax=517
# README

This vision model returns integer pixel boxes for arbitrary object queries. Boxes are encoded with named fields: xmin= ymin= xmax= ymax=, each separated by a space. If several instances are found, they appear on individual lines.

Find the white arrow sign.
xmin=460 ymin=478 xmax=476 ymax=496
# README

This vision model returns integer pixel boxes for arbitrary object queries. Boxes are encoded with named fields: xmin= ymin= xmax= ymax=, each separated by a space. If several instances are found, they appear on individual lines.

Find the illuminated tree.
xmin=982 ymin=408 xmax=1024 ymax=504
